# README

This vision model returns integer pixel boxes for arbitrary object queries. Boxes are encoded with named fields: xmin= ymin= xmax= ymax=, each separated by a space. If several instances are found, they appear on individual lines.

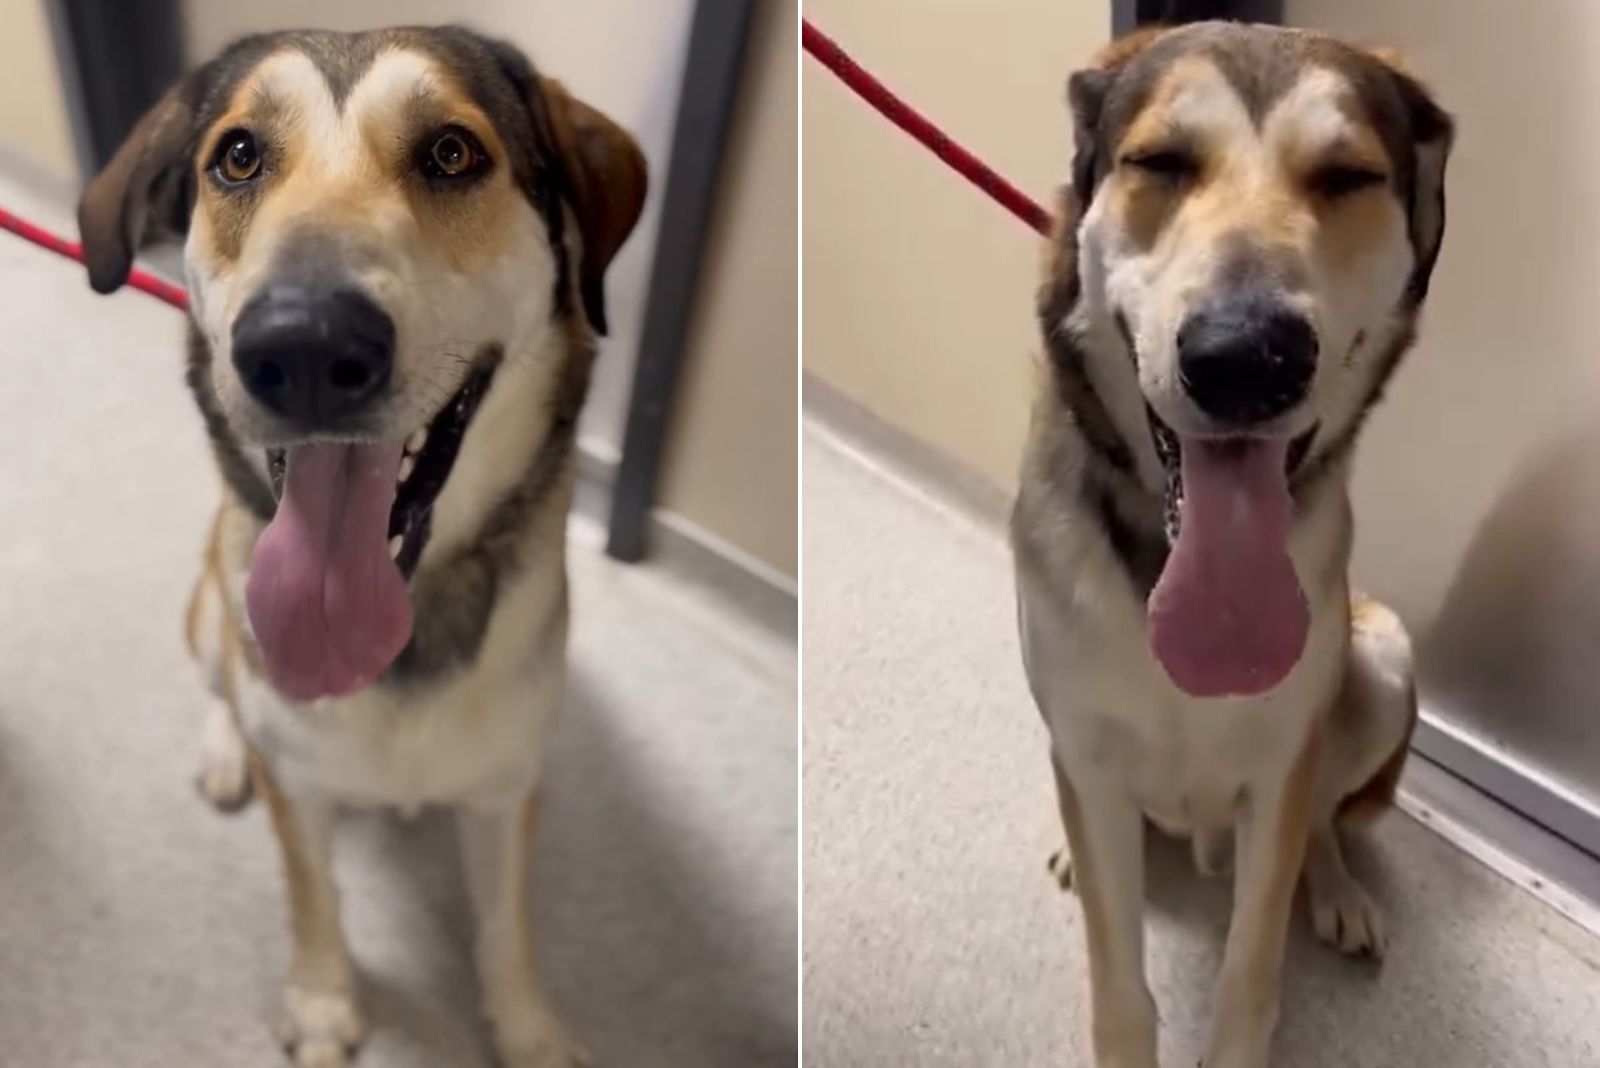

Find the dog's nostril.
xmin=329 ymin=358 xmax=373 ymax=392
xmin=250 ymin=360 xmax=287 ymax=391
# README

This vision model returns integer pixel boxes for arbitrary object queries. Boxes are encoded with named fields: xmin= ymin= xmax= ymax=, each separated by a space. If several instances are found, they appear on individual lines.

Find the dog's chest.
xmin=1091 ymin=689 xmax=1311 ymax=832
xmin=1022 ymin=569 xmax=1342 ymax=833
xmin=239 ymin=664 xmax=559 ymax=807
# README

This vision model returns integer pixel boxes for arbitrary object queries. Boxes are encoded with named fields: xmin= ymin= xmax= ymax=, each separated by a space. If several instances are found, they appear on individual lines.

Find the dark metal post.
xmin=1112 ymin=0 xmax=1282 ymax=35
xmin=46 ymin=0 xmax=185 ymax=172
xmin=604 ymin=0 xmax=757 ymax=562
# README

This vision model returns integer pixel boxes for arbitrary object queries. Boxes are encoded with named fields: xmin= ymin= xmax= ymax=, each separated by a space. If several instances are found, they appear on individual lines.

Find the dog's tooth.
xmin=389 ymin=535 xmax=403 ymax=560
xmin=407 ymin=428 xmax=427 ymax=453
xmin=398 ymin=454 xmax=415 ymax=482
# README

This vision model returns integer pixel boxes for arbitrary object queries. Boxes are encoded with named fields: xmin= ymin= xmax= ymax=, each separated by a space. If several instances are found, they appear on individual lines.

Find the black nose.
xmin=231 ymin=286 xmax=395 ymax=425
xmin=1176 ymin=296 xmax=1317 ymax=425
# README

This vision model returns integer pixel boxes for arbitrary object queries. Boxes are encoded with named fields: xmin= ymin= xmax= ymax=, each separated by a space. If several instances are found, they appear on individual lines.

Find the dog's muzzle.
xmin=1176 ymin=293 xmax=1317 ymax=427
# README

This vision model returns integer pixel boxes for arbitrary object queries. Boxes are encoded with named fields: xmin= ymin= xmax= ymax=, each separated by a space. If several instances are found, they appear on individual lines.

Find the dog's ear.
xmin=78 ymin=84 xmax=200 ymax=295
xmin=1066 ymin=27 xmax=1169 ymax=205
xmin=1369 ymin=49 xmax=1454 ymax=305
xmin=474 ymin=32 xmax=647 ymax=334
xmin=531 ymin=77 xmax=649 ymax=336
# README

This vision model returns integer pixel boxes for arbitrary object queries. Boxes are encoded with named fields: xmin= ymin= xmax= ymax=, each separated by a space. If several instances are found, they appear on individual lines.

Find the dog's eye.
xmin=1310 ymin=164 xmax=1387 ymax=199
xmin=1121 ymin=150 xmax=1198 ymax=180
xmin=212 ymin=130 xmax=261 ymax=184
xmin=421 ymin=128 xmax=489 ymax=182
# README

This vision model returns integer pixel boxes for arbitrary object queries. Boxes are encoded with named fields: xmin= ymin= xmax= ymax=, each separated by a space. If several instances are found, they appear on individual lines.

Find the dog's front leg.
xmin=1203 ymin=732 xmax=1321 ymax=1068
xmin=255 ymin=759 xmax=364 ymax=1068
xmin=458 ymin=791 xmax=590 ymax=1068
xmin=1052 ymin=751 xmax=1159 ymax=1068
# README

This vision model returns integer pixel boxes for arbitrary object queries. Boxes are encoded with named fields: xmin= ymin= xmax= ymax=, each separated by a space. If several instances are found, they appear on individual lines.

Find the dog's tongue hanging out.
xmin=1147 ymin=437 xmax=1308 ymax=697
xmin=246 ymin=443 xmax=413 ymax=702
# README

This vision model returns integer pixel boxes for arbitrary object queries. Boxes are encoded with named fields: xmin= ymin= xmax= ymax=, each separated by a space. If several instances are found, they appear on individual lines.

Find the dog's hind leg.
xmin=197 ymin=695 xmax=253 ymax=812
xmin=186 ymin=512 xmax=254 ymax=812
xmin=1051 ymin=750 xmax=1158 ymax=1068
xmin=1303 ymin=596 xmax=1416 ymax=960
xmin=458 ymin=790 xmax=591 ymax=1068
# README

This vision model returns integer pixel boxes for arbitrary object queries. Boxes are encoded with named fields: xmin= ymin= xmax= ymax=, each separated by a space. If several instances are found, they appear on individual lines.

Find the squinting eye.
xmin=1310 ymin=164 xmax=1387 ymax=199
xmin=1121 ymin=150 xmax=1199 ymax=180
xmin=213 ymin=130 xmax=261 ymax=184
xmin=422 ymin=127 xmax=488 ymax=182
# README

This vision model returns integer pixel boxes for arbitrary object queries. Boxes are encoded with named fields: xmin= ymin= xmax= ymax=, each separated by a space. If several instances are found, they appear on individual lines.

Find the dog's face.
xmin=78 ymin=28 xmax=647 ymax=701
xmin=80 ymin=27 xmax=646 ymax=447
xmin=1069 ymin=23 xmax=1452 ymax=444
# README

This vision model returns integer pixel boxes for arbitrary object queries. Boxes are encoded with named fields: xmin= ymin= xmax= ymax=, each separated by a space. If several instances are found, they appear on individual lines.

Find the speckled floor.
xmin=802 ymin=421 xmax=1600 ymax=1068
xmin=0 ymin=170 xmax=796 ymax=1067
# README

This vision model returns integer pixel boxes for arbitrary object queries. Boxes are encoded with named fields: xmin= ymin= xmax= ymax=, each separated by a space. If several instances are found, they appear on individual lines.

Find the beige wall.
xmin=0 ymin=0 xmax=76 ymax=175
xmin=803 ymin=0 xmax=1109 ymax=489
xmin=1284 ymin=0 xmax=1600 ymax=634
xmin=657 ymin=0 xmax=798 ymax=579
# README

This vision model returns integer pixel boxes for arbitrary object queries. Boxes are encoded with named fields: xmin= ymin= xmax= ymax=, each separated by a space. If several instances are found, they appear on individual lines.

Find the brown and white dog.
xmin=77 ymin=26 xmax=646 ymax=1068
xmin=1012 ymin=23 xmax=1451 ymax=1068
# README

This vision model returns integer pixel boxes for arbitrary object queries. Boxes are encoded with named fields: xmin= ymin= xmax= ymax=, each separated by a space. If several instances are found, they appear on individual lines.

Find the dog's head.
xmin=1067 ymin=21 xmax=1451 ymax=446
xmin=78 ymin=27 xmax=646 ymax=702
xmin=81 ymin=26 xmax=645 ymax=444
xmin=1052 ymin=23 xmax=1451 ymax=698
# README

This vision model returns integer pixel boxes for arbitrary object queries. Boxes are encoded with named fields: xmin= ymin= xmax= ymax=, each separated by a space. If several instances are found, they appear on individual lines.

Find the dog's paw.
xmin=1309 ymin=871 xmax=1388 ymax=960
xmin=494 ymin=1004 xmax=592 ymax=1068
xmin=196 ymin=704 xmax=254 ymax=812
xmin=498 ymin=1029 xmax=593 ymax=1068
xmin=277 ymin=985 xmax=365 ymax=1068
xmin=1047 ymin=847 xmax=1075 ymax=891
xmin=195 ymin=750 xmax=254 ymax=812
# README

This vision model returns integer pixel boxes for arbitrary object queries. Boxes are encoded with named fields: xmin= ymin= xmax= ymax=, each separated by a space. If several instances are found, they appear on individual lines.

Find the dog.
xmin=1012 ymin=22 xmax=1451 ymax=1068
xmin=77 ymin=26 xmax=646 ymax=1068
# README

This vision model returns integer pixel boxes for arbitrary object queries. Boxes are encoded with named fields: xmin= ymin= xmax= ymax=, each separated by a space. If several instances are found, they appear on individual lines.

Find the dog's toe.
xmin=1309 ymin=875 xmax=1388 ymax=960
xmin=1192 ymin=830 xmax=1234 ymax=880
xmin=499 ymin=1031 xmax=593 ymax=1068
xmin=278 ymin=985 xmax=365 ymax=1067
xmin=1046 ymin=847 xmax=1075 ymax=891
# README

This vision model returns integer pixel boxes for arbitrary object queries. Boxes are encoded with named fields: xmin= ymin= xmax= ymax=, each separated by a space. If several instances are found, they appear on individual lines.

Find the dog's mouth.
xmin=1143 ymin=410 xmax=1317 ymax=700
xmin=265 ymin=362 xmax=496 ymax=580
xmin=248 ymin=361 xmax=497 ymax=702
xmin=1146 ymin=412 xmax=1316 ymax=543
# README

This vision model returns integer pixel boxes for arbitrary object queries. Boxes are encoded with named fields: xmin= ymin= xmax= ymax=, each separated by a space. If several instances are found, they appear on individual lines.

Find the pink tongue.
xmin=245 ymin=442 xmax=413 ymax=702
xmin=1147 ymin=437 xmax=1308 ymax=697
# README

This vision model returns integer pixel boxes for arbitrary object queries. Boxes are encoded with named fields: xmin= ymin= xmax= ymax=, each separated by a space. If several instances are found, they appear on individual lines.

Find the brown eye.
xmin=214 ymin=130 xmax=261 ymax=184
xmin=422 ymin=127 xmax=488 ymax=182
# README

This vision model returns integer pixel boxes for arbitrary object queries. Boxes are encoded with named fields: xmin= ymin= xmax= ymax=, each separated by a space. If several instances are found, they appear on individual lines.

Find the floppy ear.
xmin=533 ymin=77 xmax=648 ymax=335
xmin=1371 ymin=51 xmax=1454 ymax=305
xmin=78 ymin=84 xmax=199 ymax=294
xmin=1066 ymin=27 xmax=1168 ymax=205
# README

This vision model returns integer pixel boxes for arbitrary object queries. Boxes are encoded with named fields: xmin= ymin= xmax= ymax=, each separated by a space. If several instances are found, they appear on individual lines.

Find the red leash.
xmin=0 ymin=204 xmax=190 ymax=311
xmin=802 ymin=18 xmax=1052 ymax=237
